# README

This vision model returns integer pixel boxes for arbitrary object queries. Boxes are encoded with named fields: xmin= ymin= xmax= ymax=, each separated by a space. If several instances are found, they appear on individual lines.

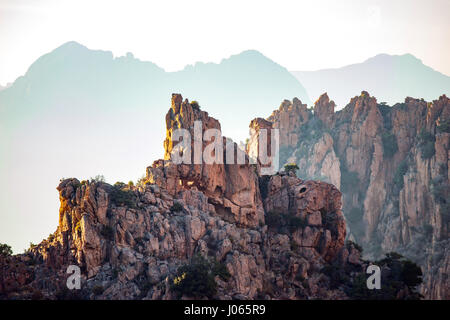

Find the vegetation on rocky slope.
xmin=248 ymin=92 xmax=449 ymax=299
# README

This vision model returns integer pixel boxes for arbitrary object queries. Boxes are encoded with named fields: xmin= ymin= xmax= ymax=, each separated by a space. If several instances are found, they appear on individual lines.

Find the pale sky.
xmin=0 ymin=0 xmax=449 ymax=86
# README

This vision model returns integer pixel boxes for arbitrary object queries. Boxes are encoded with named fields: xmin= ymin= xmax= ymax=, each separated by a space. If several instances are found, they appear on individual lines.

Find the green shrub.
xmin=171 ymin=255 xmax=223 ymax=299
xmin=401 ymin=260 xmax=423 ymax=288
xmin=430 ymin=176 xmax=449 ymax=204
xmin=418 ymin=129 xmax=435 ymax=159
xmin=321 ymin=263 xmax=349 ymax=289
xmin=114 ymin=181 xmax=126 ymax=188
xmin=212 ymin=261 xmax=231 ymax=281
xmin=265 ymin=210 xmax=306 ymax=233
xmin=346 ymin=240 xmax=363 ymax=252
xmin=421 ymin=142 xmax=435 ymax=159
xmin=382 ymin=132 xmax=398 ymax=158
xmin=54 ymin=286 xmax=83 ymax=300
xmin=347 ymin=273 xmax=373 ymax=299
xmin=128 ymin=181 xmax=134 ymax=187
xmin=300 ymin=118 xmax=326 ymax=142
xmin=284 ymin=163 xmax=299 ymax=175
xmin=0 ymin=243 xmax=13 ymax=256
xmin=190 ymin=101 xmax=201 ymax=110
xmin=377 ymin=252 xmax=423 ymax=289
xmin=136 ymin=175 xmax=147 ymax=187
xmin=286 ymin=215 xmax=307 ymax=232
xmin=110 ymin=184 xmax=136 ymax=207
xmin=437 ymin=119 xmax=450 ymax=133
xmin=393 ymin=160 xmax=408 ymax=190
xmin=348 ymin=252 xmax=423 ymax=299
xmin=90 ymin=175 xmax=105 ymax=183
xmin=170 ymin=202 xmax=184 ymax=212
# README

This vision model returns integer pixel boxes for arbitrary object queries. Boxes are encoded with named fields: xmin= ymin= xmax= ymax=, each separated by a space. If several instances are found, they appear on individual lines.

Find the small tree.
xmin=418 ymin=128 xmax=435 ymax=160
xmin=170 ymin=201 xmax=184 ymax=212
xmin=348 ymin=252 xmax=423 ymax=299
xmin=171 ymin=254 xmax=224 ymax=299
xmin=191 ymin=101 xmax=201 ymax=110
xmin=110 ymin=183 xmax=136 ymax=208
xmin=114 ymin=181 xmax=126 ymax=188
xmin=266 ymin=210 xmax=306 ymax=233
xmin=382 ymin=132 xmax=398 ymax=158
xmin=284 ymin=163 xmax=299 ymax=175
xmin=47 ymin=233 xmax=55 ymax=242
xmin=437 ymin=119 xmax=450 ymax=133
xmin=90 ymin=174 xmax=105 ymax=183
xmin=393 ymin=160 xmax=408 ymax=190
xmin=136 ymin=175 xmax=147 ymax=187
xmin=0 ymin=243 xmax=13 ymax=256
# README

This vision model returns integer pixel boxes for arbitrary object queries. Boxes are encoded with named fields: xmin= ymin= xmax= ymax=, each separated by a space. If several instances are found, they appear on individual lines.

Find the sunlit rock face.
xmin=154 ymin=93 xmax=264 ymax=228
xmin=267 ymin=98 xmax=310 ymax=149
xmin=257 ymin=91 xmax=449 ymax=299
xmin=1 ymin=94 xmax=353 ymax=300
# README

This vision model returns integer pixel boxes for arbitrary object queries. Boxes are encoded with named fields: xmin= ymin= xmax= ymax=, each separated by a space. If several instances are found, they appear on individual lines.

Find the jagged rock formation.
xmin=247 ymin=117 xmax=273 ymax=165
xmin=250 ymin=96 xmax=341 ymax=188
xmin=249 ymin=92 xmax=449 ymax=299
xmin=152 ymin=94 xmax=265 ymax=228
xmin=1 ymin=94 xmax=357 ymax=300
xmin=267 ymin=98 xmax=310 ymax=149
xmin=263 ymin=175 xmax=346 ymax=262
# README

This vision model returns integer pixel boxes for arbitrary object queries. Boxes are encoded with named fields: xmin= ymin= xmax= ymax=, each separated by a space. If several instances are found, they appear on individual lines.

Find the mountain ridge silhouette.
xmin=0 ymin=41 xmax=310 ymax=253
xmin=292 ymin=53 xmax=450 ymax=107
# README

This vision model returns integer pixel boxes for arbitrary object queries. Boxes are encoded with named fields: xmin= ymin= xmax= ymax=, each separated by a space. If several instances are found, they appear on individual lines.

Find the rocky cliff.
xmin=0 ymin=94 xmax=426 ymax=300
xmin=248 ymin=92 xmax=449 ymax=299
xmin=0 ymin=94 xmax=353 ymax=300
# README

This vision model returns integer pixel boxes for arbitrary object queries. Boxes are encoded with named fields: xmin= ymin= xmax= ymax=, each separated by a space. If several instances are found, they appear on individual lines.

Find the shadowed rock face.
xmin=264 ymin=174 xmax=346 ymax=263
xmin=249 ymin=91 xmax=449 ymax=299
xmin=1 ymin=94 xmax=352 ymax=300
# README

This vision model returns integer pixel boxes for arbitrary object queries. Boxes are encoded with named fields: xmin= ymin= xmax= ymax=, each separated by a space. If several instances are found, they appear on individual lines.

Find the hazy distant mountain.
xmin=0 ymin=41 xmax=309 ymax=252
xmin=292 ymin=53 xmax=450 ymax=107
